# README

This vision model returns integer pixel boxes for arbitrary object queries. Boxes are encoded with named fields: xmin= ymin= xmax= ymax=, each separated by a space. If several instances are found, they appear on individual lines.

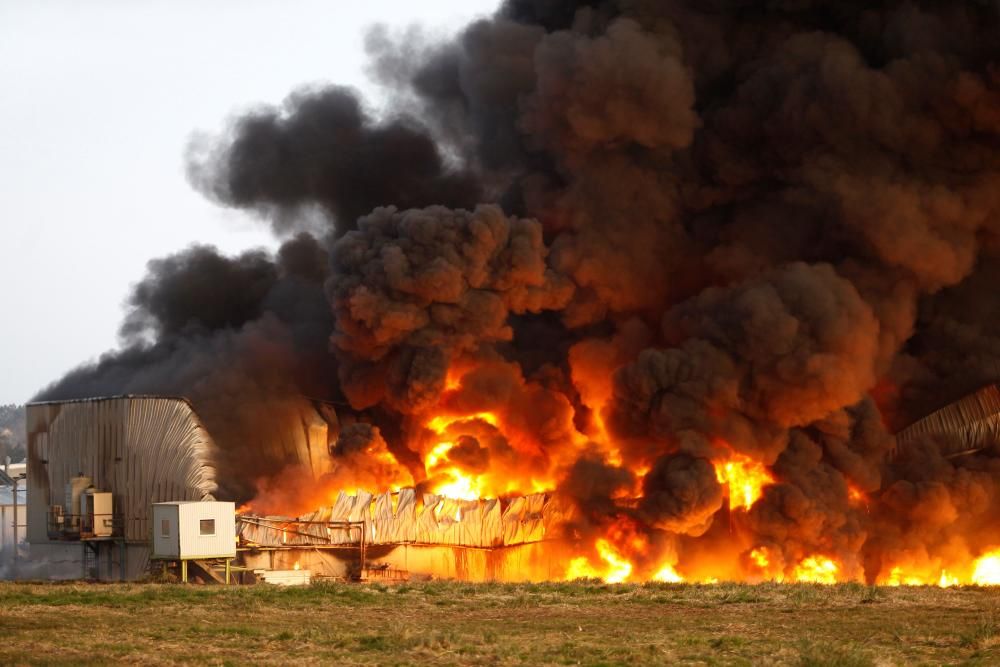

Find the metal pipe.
xmin=360 ymin=520 xmax=366 ymax=575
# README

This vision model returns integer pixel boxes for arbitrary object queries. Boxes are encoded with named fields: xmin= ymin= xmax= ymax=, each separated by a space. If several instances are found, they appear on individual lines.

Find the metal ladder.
xmin=81 ymin=542 xmax=98 ymax=580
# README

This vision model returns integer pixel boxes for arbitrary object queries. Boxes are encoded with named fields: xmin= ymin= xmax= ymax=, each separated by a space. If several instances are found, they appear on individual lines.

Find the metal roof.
xmin=28 ymin=394 xmax=196 ymax=409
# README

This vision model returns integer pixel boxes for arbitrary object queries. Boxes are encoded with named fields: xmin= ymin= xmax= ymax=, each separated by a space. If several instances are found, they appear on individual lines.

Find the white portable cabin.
xmin=151 ymin=501 xmax=236 ymax=560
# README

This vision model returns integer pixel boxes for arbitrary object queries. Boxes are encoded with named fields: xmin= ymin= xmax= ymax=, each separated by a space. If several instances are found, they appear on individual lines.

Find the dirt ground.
xmin=0 ymin=580 xmax=998 ymax=665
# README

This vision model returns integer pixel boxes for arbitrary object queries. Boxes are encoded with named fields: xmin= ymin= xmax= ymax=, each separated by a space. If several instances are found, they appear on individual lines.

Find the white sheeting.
xmin=238 ymin=488 xmax=571 ymax=548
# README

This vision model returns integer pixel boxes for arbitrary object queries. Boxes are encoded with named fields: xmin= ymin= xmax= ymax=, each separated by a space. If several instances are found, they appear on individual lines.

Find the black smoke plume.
xmin=37 ymin=0 xmax=1000 ymax=582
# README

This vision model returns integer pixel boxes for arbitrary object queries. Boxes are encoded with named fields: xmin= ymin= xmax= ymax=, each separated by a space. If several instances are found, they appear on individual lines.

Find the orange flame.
xmin=792 ymin=556 xmax=839 ymax=584
xmin=750 ymin=548 xmax=770 ymax=569
xmin=653 ymin=563 xmax=684 ymax=583
xmin=245 ymin=354 xmax=1000 ymax=587
xmin=423 ymin=412 xmax=500 ymax=500
xmin=884 ymin=566 xmax=925 ymax=587
xmin=939 ymin=571 xmax=960 ymax=588
xmin=564 ymin=538 xmax=635 ymax=583
xmin=846 ymin=484 xmax=867 ymax=505
xmin=972 ymin=549 xmax=1000 ymax=585
xmin=877 ymin=550 xmax=1000 ymax=587
xmin=714 ymin=452 xmax=774 ymax=511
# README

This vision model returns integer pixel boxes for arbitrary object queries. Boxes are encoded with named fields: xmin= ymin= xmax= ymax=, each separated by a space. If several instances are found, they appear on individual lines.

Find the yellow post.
xmin=225 ymin=559 xmax=231 ymax=585
xmin=181 ymin=559 xmax=188 ymax=584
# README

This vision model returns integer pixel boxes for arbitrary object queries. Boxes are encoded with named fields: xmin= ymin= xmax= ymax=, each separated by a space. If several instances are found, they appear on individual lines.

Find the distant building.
xmin=0 ymin=461 xmax=26 ymax=554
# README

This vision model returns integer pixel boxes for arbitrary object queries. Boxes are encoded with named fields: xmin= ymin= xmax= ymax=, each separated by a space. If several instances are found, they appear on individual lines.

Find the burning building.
xmin=26 ymin=1 xmax=1000 ymax=585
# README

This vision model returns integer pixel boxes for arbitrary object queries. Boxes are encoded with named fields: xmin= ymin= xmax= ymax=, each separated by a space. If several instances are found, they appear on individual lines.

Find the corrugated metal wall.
xmin=26 ymin=396 xmax=218 ymax=544
xmin=892 ymin=384 xmax=1000 ymax=460
xmin=238 ymin=489 xmax=572 ymax=549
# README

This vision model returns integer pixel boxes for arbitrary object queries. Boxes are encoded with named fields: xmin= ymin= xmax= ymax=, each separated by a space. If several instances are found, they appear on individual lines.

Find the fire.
xmin=846 ymin=484 xmax=866 ymax=504
xmin=745 ymin=546 xmax=786 ymax=582
xmin=423 ymin=412 xmax=501 ymax=500
xmin=885 ymin=566 xmax=925 ymax=587
xmin=432 ymin=472 xmax=481 ymax=502
xmin=713 ymin=452 xmax=774 ymax=511
xmin=249 ymin=357 xmax=1000 ymax=588
xmin=426 ymin=412 xmax=499 ymax=435
xmin=880 ymin=565 xmax=963 ymax=587
xmin=597 ymin=539 xmax=633 ymax=583
xmin=792 ymin=556 xmax=839 ymax=584
xmin=564 ymin=539 xmax=634 ymax=583
xmin=653 ymin=563 xmax=684 ymax=583
xmin=565 ymin=556 xmax=601 ymax=581
xmin=293 ymin=561 xmax=301 ymax=571
xmin=876 ymin=551 xmax=1000 ymax=587
xmin=972 ymin=549 xmax=1000 ymax=585
xmin=939 ymin=571 xmax=959 ymax=588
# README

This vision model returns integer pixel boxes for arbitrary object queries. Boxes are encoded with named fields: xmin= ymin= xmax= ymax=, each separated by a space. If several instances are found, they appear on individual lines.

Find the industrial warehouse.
xmin=22 ymin=395 xmax=574 ymax=584
xmin=12 ymin=384 xmax=1000 ymax=585
xmin=10 ymin=0 xmax=1000 ymax=661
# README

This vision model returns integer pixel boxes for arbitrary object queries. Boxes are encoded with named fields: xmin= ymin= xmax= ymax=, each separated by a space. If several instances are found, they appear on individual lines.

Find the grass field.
xmin=1 ymin=580 xmax=998 ymax=665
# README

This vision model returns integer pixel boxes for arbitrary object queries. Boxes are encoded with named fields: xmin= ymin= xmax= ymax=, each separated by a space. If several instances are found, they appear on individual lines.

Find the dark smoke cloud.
xmin=607 ymin=263 xmax=879 ymax=468
xmin=328 ymin=203 xmax=573 ymax=411
xmin=188 ymin=86 xmax=482 ymax=233
xmin=640 ymin=452 xmax=723 ymax=537
xmin=38 ymin=0 xmax=1000 ymax=581
xmin=120 ymin=246 xmax=278 ymax=340
xmin=36 ymin=241 xmax=340 ymax=499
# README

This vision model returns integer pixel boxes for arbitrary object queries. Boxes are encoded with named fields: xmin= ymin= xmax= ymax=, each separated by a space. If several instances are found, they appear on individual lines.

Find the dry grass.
xmin=0 ymin=580 xmax=998 ymax=665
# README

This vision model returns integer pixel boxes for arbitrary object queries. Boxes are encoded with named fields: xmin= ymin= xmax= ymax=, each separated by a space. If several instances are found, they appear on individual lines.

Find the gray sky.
xmin=0 ymin=0 xmax=500 ymax=405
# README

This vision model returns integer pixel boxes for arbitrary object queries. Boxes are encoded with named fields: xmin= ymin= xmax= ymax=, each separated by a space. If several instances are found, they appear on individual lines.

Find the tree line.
xmin=0 ymin=404 xmax=26 ymax=463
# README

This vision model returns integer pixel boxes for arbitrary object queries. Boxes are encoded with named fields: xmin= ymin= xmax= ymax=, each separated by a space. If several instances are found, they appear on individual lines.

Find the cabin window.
xmin=199 ymin=519 xmax=215 ymax=536
xmin=160 ymin=519 xmax=170 ymax=537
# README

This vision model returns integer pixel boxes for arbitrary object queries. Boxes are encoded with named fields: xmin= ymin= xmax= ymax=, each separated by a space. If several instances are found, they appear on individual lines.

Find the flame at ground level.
xmin=248 ymin=373 xmax=1000 ymax=587
xmin=653 ymin=563 xmax=684 ymax=583
xmin=245 ymin=487 xmax=1000 ymax=585
xmin=792 ymin=556 xmax=840 ymax=585
xmin=972 ymin=550 xmax=1000 ymax=585
xmin=564 ymin=539 xmax=634 ymax=583
xmin=559 ymin=540 xmax=1000 ymax=586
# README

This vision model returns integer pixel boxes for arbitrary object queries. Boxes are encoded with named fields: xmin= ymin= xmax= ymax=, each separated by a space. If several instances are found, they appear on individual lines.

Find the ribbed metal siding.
xmin=892 ymin=384 xmax=1000 ymax=460
xmin=26 ymin=396 xmax=218 ymax=544
xmin=238 ymin=490 xmax=570 ymax=549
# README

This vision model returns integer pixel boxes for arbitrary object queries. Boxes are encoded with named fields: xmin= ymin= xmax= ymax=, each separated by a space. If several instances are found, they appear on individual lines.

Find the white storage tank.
xmin=151 ymin=501 xmax=236 ymax=560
